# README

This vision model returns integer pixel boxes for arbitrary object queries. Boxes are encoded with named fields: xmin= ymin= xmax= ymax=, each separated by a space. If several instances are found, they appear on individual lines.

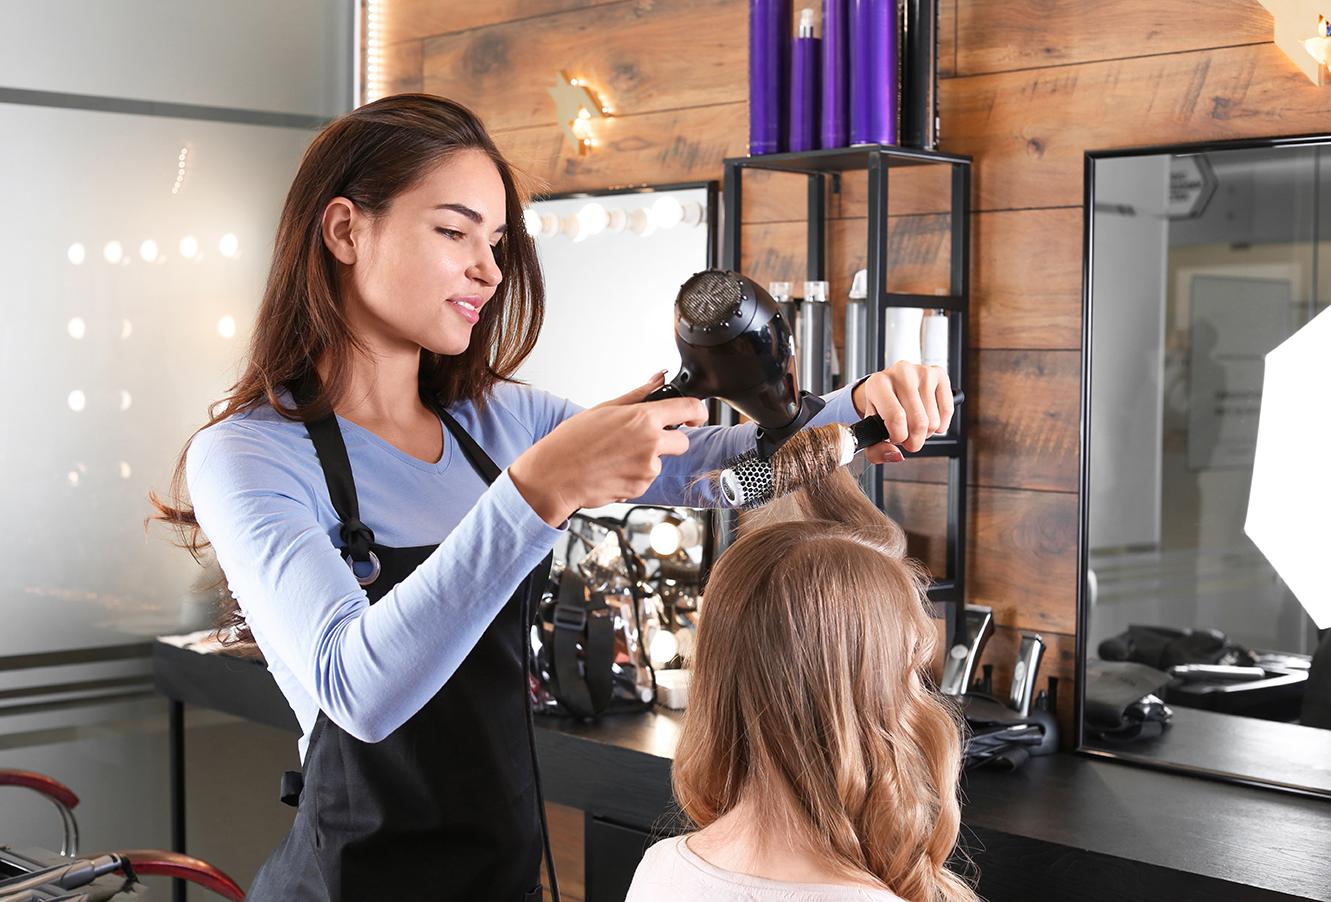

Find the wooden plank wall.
xmin=381 ymin=0 xmax=1313 ymax=761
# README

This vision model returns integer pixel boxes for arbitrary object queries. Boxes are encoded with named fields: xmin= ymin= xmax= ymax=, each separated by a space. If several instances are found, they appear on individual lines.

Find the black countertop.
xmin=154 ymin=641 xmax=1331 ymax=902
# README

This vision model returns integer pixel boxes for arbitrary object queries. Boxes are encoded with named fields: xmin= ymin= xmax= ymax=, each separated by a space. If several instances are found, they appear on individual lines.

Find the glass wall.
xmin=1 ymin=1 xmax=353 ymax=658
xmin=0 ymin=2 xmax=352 ymax=888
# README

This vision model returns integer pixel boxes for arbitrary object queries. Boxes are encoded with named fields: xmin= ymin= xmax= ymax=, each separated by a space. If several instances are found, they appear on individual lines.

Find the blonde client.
xmin=627 ymin=469 xmax=978 ymax=902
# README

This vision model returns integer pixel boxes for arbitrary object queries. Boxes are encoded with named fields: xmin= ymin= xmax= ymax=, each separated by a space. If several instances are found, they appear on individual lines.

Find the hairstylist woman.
xmin=150 ymin=94 xmax=954 ymax=902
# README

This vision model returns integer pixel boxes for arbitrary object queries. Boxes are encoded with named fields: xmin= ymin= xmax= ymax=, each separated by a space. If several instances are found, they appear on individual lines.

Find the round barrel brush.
xmin=716 ymin=393 xmax=964 ymax=508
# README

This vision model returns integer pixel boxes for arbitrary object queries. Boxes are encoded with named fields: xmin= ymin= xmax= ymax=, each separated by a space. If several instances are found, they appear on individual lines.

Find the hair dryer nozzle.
xmin=658 ymin=270 xmax=812 ymax=442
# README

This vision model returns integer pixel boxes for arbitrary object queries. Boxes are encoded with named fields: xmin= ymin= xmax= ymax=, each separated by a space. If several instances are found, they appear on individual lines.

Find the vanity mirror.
xmin=1079 ymin=136 xmax=1331 ymax=797
xmin=518 ymin=181 xmax=718 ymax=576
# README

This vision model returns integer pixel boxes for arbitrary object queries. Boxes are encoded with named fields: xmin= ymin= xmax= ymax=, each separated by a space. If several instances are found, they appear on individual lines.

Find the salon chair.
xmin=0 ymin=769 xmax=244 ymax=900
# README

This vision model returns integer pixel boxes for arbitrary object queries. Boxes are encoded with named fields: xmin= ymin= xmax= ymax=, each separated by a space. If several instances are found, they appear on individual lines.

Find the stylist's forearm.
xmin=508 ymin=457 xmax=573 ymax=528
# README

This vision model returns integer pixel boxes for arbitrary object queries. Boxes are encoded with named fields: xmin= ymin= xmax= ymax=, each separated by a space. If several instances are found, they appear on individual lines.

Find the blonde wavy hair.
xmin=674 ymin=467 xmax=977 ymax=901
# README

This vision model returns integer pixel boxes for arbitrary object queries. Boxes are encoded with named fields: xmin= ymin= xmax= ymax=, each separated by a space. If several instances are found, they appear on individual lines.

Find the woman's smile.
xmin=446 ymin=295 xmax=483 ymax=325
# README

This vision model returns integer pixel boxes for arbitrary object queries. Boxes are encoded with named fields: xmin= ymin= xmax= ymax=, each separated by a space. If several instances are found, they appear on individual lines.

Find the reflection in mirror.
xmin=1082 ymin=140 xmax=1331 ymax=797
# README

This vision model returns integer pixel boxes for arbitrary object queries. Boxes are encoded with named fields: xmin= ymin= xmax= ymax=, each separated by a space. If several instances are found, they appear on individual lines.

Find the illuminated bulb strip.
xmin=524 ymin=201 xmax=707 ymax=242
xmin=172 ymin=145 xmax=191 ymax=195
xmin=364 ymin=0 xmax=386 ymax=103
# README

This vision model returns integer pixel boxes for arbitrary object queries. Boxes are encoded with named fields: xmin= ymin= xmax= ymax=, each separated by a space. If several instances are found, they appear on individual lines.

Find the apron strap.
xmin=286 ymin=372 xmax=376 ymax=566
xmin=433 ymin=402 xmax=503 ymax=486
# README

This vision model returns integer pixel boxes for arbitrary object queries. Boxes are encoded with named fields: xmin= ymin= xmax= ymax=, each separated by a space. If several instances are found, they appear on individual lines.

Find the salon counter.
xmin=153 ymin=641 xmax=1331 ymax=902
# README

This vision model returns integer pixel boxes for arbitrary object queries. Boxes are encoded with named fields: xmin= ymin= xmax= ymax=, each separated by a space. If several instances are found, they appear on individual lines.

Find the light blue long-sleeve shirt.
xmin=185 ymin=380 xmax=862 ymax=760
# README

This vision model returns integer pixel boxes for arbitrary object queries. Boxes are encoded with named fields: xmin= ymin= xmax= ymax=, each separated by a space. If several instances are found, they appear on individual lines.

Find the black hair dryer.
xmin=645 ymin=270 xmax=825 ymax=458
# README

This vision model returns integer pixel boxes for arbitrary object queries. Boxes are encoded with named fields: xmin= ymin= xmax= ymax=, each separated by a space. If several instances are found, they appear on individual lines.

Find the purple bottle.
xmin=821 ymin=0 xmax=848 ymax=149
xmin=850 ymin=0 xmax=898 ymax=145
xmin=790 ymin=8 xmax=821 ymax=152
xmin=749 ymin=0 xmax=790 ymax=155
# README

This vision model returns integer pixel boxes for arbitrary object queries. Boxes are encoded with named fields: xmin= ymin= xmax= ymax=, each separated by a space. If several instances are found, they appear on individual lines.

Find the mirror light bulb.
xmin=651 ymin=195 xmax=685 ymax=230
xmin=649 ymin=629 xmax=679 ymax=668
xmin=577 ymin=202 xmax=610 ymax=237
xmin=649 ymin=521 xmax=683 ymax=557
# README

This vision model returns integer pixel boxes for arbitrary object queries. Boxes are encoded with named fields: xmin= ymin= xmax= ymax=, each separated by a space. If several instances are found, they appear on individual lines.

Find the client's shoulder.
xmin=624 ymin=834 xmax=693 ymax=902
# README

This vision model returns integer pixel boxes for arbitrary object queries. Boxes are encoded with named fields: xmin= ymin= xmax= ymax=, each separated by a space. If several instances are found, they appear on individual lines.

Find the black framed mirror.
xmin=1078 ymin=135 xmax=1331 ymax=798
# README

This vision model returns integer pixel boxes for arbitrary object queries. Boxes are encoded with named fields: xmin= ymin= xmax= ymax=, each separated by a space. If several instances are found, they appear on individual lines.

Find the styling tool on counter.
xmin=646 ymin=270 xmax=826 ymax=458
xmin=941 ymin=604 xmax=993 ymax=697
xmin=713 ymin=390 xmax=965 ymax=508
xmin=955 ymin=619 xmax=1060 ymax=770
xmin=1007 ymin=632 xmax=1046 ymax=716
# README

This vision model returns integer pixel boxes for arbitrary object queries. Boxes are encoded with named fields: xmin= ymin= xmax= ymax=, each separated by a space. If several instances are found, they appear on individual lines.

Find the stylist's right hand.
xmin=509 ymin=372 xmax=708 ymax=526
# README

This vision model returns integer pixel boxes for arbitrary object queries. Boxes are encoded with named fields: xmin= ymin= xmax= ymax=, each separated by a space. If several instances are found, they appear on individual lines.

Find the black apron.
xmin=247 ymin=381 xmax=556 ymax=901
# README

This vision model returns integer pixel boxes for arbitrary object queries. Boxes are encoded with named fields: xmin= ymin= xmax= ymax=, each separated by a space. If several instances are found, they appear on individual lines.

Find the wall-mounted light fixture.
xmin=524 ymin=198 xmax=706 ymax=243
xmin=547 ymin=72 xmax=611 ymax=154
xmin=1259 ymin=0 xmax=1331 ymax=85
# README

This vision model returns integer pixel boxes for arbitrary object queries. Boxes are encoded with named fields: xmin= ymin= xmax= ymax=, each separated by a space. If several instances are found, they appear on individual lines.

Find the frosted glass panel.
xmin=0 ymin=0 xmax=351 ymax=117
xmin=0 ymin=103 xmax=322 ymax=655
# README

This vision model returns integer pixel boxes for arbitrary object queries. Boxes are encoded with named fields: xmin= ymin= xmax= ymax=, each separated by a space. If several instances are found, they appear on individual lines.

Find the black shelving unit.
xmin=720 ymin=144 xmax=972 ymax=644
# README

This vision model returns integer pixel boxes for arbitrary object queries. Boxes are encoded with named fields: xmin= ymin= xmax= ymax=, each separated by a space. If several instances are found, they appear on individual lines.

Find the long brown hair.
xmin=674 ymin=468 xmax=977 ymax=901
xmin=146 ymin=94 xmax=546 ymax=647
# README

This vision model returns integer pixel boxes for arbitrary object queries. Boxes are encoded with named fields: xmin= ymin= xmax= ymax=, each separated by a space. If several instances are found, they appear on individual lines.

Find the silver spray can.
xmin=799 ymin=280 xmax=833 ymax=395
xmin=844 ymin=268 xmax=868 ymax=384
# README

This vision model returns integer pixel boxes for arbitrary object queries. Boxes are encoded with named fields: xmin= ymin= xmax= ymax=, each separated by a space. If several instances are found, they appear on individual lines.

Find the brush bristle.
xmin=766 ymin=424 xmax=853 ymax=500
xmin=716 ymin=423 xmax=853 ymax=509
xmin=718 ymin=449 xmax=772 ymax=509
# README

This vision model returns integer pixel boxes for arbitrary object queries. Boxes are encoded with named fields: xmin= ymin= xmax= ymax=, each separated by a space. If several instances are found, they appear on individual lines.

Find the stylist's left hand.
xmin=851 ymin=362 xmax=954 ymax=463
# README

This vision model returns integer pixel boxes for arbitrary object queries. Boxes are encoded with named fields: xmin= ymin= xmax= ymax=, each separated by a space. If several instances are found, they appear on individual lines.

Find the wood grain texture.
xmin=422 ymin=0 xmax=746 ymax=133
xmin=941 ymin=42 xmax=1331 ymax=211
xmin=878 ymin=350 xmax=1079 ymax=492
xmin=972 ymin=207 xmax=1082 ymax=349
xmin=383 ymin=0 xmax=613 ymax=45
xmin=968 ymin=349 xmax=1080 ymax=493
xmin=495 ymin=102 xmax=746 ymax=195
xmin=955 ymin=0 xmax=1272 ymax=76
xmin=546 ymin=802 xmax=586 ymax=901
xmin=740 ymin=164 xmax=957 ymax=224
xmin=888 ymin=483 xmax=1079 ymax=634
xmin=383 ymin=40 xmax=424 ymax=96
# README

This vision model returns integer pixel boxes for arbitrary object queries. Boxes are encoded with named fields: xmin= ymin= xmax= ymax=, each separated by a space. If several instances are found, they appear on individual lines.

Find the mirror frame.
xmin=1076 ymin=133 xmax=1331 ymax=797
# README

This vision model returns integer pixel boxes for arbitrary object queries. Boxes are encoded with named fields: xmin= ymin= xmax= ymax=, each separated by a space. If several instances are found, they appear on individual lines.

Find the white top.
xmin=626 ymin=835 xmax=905 ymax=902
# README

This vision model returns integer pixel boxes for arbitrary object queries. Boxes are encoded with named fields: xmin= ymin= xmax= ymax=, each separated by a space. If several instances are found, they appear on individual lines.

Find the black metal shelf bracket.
xmin=719 ymin=144 xmax=972 ymax=650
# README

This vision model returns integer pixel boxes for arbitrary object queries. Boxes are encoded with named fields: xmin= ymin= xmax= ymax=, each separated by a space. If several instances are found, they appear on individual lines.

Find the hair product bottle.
xmin=885 ymin=305 xmax=923 ymax=366
xmin=850 ymin=0 xmax=898 ymax=145
xmin=820 ymin=0 xmax=848 ymax=149
xmin=790 ymin=8 xmax=821 ymax=152
xmin=749 ymin=0 xmax=790 ymax=154
xmin=900 ymin=0 xmax=939 ymax=149
xmin=844 ymin=268 xmax=868 ymax=383
xmin=800 ymin=280 xmax=834 ymax=394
